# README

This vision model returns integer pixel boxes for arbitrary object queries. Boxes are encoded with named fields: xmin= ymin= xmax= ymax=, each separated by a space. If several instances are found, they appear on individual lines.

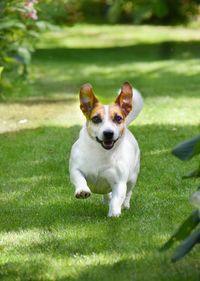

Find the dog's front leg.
xmin=70 ymin=169 xmax=91 ymax=199
xmin=108 ymin=182 xmax=127 ymax=217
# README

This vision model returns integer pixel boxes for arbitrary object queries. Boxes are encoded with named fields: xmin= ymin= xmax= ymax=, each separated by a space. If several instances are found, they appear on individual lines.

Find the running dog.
xmin=69 ymin=81 xmax=143 ymax=217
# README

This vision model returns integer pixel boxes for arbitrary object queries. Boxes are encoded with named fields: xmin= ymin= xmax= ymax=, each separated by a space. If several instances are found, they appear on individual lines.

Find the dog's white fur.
xmin=69 ymin=86 xmax=143 ymax=217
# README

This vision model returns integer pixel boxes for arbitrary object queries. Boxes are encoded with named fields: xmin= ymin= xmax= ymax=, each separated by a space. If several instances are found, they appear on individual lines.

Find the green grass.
xmin=0 ymin=24 xmax=200 ymax=280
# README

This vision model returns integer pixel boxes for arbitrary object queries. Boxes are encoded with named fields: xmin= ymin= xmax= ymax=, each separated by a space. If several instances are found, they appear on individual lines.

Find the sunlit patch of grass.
xmin=38 ymin=24 xmax=200 ymax=49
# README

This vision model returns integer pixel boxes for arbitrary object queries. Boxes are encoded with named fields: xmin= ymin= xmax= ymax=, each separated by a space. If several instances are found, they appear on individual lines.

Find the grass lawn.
xmin=0 ymin=24 xmax=200 ymax=280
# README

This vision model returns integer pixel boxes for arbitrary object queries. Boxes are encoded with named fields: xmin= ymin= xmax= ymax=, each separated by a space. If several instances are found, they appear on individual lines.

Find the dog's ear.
xmin=115 ymin=81 xmax=133 ymax=117
xmin=80 ymin=83 xmax=99 ymax=118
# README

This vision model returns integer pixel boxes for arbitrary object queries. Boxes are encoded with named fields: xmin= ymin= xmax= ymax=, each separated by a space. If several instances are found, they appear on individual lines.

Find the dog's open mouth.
xmin=96 ymin=137 xmax=117 ymax=150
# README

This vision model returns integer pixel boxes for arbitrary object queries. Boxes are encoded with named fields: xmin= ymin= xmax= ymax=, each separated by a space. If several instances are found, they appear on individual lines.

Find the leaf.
xmin=182 ymin=165 xmax=200 ymax=179
xmin=190 ymin=191 xmax=200 ymax=209
xmin=160 ymin=210 xmax=200 ymax=251
xmin=17 ymin=47 xmax=31 ymax=64
xmin=26 ymin=30 xmax=39 ymax=39
xmin=4 ymin=56 xmax=16 ymax=64
xmin=0 ymin=67 xmax=3 ymax=80
xmin=171 ymin=228 xmax=200 ymax=262
xmin=35 ymin=21 xmax=60 ymax=32
xmin=0 ymin=20 xmax=26 ymax=31
xmin=172 ymin=134 xmax=200 ymax=161
xmin=35 ymin=21 xmax=48 ymax=32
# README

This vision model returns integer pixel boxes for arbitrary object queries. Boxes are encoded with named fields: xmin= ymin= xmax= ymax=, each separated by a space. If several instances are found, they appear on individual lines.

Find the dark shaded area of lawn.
xmin=31 ymin=40 xmax=200 ymax=99
xmin=35 ymin=40 xmax=200 ymax=62
xmin=1 ymin=39 xmax=199 ymax=102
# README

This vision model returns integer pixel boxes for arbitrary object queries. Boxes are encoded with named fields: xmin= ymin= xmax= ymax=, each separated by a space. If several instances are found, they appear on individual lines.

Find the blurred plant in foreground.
xmin=161 ymin=134 xmax=200 ymax=262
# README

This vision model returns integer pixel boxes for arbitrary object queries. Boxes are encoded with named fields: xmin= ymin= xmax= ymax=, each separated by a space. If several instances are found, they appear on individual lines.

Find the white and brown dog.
xmin=69 ymin=81 xmax=143 ymax=217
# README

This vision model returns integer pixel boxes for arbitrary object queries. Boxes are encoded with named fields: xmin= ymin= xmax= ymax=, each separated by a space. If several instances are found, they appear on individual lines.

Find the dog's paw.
xmin=75 ymin=189 xmax=91 ymax=199
xmin=122 ymin=201 xmax=130 ymax=210
xmin=108 ymin=209 xmax=121 ymax=218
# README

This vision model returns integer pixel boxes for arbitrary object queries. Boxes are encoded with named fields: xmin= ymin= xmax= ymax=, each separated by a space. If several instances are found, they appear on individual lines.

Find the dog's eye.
xmin=91 ymin=115 xmax=102 ymax=124
xmin=114 ymin=115 xmax=123 ymax=124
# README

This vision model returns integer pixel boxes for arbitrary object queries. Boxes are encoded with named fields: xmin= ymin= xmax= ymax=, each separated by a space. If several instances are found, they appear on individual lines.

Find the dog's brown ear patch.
xmin=80 ymin=83 xmax=99 ymax=118
xmin=115 ymin=81 xmax=133 ymax=117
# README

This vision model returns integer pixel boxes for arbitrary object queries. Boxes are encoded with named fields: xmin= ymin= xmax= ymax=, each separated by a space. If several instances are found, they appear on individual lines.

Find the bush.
xmin=37 ymin=0 xmax=108 ymax=25
xmin=37 ymin=0 xmax=82 ymax=25
xmin=108 ymin=0 xmax=200 ymax=24
xmin=0 ymin=0 xmax=44 ymax=95
xmin=37 ymin=0 xmax=200 ymax=25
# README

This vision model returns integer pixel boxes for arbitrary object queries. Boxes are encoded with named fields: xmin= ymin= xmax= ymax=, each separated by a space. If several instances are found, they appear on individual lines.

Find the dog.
xmin=69 ymin=81 xmax=143 ymax=217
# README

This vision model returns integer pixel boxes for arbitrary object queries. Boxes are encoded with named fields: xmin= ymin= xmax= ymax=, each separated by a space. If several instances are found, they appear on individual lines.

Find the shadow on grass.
xmin=19 ymin=96 xmax=76 ymax=105
xmin=0 ymin=88 xmax=77 ymax=104
xmin=2 ymin=40 xmax=199 ymax=102
xmin=34 ymin=40 xmax=200 ymax=63
xmin=65 ymin=258 xmax=200 ymax=281
xmin=3 ymin=41 xmax=200 ymax=100
xmin=0 ymin=243 xmax=199 ymax=281
xmin=30 ymin=67 xmax=200 ymax=99
xmin=30 ymin=40 xmax=200 ymax=99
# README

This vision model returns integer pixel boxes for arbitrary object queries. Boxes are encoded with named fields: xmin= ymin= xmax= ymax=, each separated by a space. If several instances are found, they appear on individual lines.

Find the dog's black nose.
xmin=103 ymin=130 xmax=114 ymax=140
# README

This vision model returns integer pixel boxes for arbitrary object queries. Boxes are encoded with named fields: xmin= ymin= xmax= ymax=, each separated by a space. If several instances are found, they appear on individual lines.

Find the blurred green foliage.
xmin=0 ymin=0 xmax=55 ymax=95
xmin=37 ymin=0 xmax=200 ymax=25
xmin=37 ymin=0 xmax=82 ymax=25
xmin=0 ymin=1 xmax=36 ymax=74
xmin=107 ymin=0 xmax=200 ymax=24
xmin=0 ymin=1 xmax=45 ymax=94
xmin=37 ymin=0 xmax=107 ymax=25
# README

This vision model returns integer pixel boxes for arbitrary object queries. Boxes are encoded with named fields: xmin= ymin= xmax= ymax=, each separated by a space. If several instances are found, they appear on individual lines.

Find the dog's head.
xmin=80 ymin=82 xmax=133 ymax=150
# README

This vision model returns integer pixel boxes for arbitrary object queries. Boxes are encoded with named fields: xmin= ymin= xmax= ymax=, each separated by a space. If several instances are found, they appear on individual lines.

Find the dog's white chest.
xmin=87 ymin=175 xmax=111 ymax=194
xmin=85 ymin=163 xmax=119 ymax=194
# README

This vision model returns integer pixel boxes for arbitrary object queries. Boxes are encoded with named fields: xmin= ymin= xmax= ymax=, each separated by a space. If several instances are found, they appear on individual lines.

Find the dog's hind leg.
xmin=122 ymin=174 xmax=138 ymax=209
xmin=103 ymin=192 xmax=112 ymax=205
xmin=123 ymin=160 xmax=140 ymax=209
xmin=122 ymin=187 xmax=132 ymax=209
xmin=108 ymin=182 xmax=127 ymax=217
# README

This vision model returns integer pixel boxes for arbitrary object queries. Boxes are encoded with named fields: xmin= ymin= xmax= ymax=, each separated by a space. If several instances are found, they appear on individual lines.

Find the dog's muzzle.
xmin=96 ymin=130 xmax=118 ymax=150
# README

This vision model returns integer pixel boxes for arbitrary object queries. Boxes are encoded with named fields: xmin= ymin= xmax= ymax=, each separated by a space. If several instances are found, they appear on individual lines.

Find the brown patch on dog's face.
xmin=90 ymin=103 xmax=105 ymax=121
xmin=109 ymin=104 xmax=125 ymax=136
xmin=87 ymin=103 xmax=105 ymax=140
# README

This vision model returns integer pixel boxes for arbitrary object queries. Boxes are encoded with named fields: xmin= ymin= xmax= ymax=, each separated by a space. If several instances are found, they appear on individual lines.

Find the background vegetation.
xmin=1 ymin=0 xmax=200 ymax=95
xmin=37 ymin=0 xmax=200 ymax=25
